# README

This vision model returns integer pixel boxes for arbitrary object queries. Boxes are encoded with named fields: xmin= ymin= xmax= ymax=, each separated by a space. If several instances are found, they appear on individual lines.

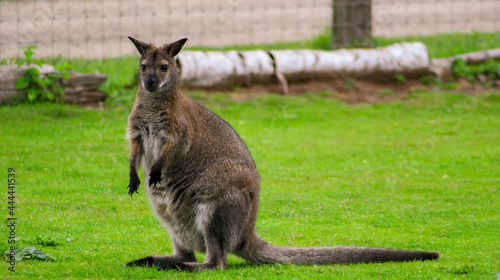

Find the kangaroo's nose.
xmin=146 ymin=79 xmax=156 ymax=86
xmin=145 ymin=78 xmax=157 ymax=92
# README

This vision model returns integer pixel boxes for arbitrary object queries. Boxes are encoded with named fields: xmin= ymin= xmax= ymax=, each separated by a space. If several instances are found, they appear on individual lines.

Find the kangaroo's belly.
xmin=147 ymin=186 xmax=207 ymax=253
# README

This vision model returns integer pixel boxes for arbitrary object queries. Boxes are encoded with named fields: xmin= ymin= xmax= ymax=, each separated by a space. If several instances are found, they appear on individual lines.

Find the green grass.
xmin=1 ymin=90 xmax=499 ymax=279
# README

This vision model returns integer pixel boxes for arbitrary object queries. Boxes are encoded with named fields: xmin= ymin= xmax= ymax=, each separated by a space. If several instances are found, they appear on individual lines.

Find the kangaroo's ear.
xmin=128 ymin=37 xmax=151 ymax=56
xmin=165 ymin=38 xmax=188 ymax=57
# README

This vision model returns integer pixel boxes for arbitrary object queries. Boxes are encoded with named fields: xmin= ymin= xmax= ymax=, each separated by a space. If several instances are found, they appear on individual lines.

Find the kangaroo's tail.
xmin=235 ymin=235 xmax=439 ymax=265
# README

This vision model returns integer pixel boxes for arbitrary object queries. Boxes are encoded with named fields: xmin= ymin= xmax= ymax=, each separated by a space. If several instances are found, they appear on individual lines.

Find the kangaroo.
xmin=124 ymin=37 xmax=439 ymax=272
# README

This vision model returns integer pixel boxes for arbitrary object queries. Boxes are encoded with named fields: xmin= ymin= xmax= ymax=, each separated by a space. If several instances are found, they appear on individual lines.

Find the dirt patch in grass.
xmin=184 ymin=78 xmax=498 ymax=105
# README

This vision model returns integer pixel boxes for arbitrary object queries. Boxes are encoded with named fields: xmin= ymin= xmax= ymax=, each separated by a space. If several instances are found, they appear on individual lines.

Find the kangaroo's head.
xmin=129 ymin=37 xmax=187 ymax=94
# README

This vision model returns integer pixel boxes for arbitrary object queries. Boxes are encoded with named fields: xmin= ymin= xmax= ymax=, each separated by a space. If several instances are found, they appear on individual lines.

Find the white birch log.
xmin=177 ymin=50 xmax=245 ymax=87
xmin=268 ymin=42 xmax=430 ymax=82
xmin=238 ymin=50 xmax=275 ymax=84
xmin=177 ymin=50 xmax=275 ymax=87
xmin=177 ymin=42 xmax=430 ymax=88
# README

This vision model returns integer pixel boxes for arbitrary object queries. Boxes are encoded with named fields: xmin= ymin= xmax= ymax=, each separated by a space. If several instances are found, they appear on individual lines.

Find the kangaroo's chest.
xmin=142 ymin=125 xmax=167 ymax=160
xmin=134 ymin=114 xmax=170 ymax=168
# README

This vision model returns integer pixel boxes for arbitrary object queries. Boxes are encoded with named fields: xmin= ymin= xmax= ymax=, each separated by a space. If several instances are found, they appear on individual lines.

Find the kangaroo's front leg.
xmin=128 ymin=138 xmax=142 ymax=197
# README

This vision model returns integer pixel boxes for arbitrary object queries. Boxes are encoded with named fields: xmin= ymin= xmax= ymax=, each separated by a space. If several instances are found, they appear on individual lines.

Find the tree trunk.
xmin=332 ymin=0 xmax=372 ymax=49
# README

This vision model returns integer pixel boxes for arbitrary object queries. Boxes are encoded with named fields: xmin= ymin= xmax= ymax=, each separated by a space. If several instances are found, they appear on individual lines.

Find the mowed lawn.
xmin=0 ymin=91 xmax=499 ymax=279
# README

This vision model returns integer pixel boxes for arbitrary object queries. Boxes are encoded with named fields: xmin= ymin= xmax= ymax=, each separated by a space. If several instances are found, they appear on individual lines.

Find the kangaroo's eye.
xmin=160 ymin=65 xmax=168 ymax=71
xmin=140 ymin=65 xmax=146 ymax=71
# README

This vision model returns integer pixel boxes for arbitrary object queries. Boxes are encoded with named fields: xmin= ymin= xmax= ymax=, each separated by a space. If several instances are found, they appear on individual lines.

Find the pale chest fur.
xmin=128 ymin=110 xmax=170 ymax=170
xmin=140 ymin=124 xmax=168 ymax=170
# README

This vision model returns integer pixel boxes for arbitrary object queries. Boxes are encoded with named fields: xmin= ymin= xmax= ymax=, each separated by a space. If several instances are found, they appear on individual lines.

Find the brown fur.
xmin=124 ymin=37 xmax=439 ymax=271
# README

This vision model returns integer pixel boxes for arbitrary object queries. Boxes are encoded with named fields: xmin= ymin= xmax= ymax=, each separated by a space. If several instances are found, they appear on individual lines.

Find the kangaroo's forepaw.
xmin=128 ymin=176 xmax=141 ymax=197
xmin=149 ymin=163 xmax=162 ymax=187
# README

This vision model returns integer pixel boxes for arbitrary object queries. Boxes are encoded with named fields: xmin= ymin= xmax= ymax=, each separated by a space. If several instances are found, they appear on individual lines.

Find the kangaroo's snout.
xmin=145 ymin=77 xmax=157 ymax=92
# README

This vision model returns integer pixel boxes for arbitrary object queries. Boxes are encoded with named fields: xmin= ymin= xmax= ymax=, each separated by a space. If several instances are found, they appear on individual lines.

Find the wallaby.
xmin=124 ymin=37 xmax=439 ymax=272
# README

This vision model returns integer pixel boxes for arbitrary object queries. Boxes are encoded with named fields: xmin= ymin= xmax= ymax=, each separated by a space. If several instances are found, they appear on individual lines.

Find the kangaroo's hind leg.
xmin=125 ymin=237 xmax=197 ymax=268
xmin=159 ymin=191 xmax=250 ymax=271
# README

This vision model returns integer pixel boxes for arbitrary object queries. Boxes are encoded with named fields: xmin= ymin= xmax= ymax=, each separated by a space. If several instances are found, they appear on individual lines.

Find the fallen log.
xmin=178 ymin=51 xmax=245 ymax=88
xmin=270 ymin=43 xmax=429 ymax=82
xmin=177 ymin=42 xmax=430 ymax=90
xmin=64 ymin=72 xmax=107 ymax=87
xmin=64 ymin=91 xmax=108 ymax=104
xmin=62 ymin=72 xmax=108 ymax=105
